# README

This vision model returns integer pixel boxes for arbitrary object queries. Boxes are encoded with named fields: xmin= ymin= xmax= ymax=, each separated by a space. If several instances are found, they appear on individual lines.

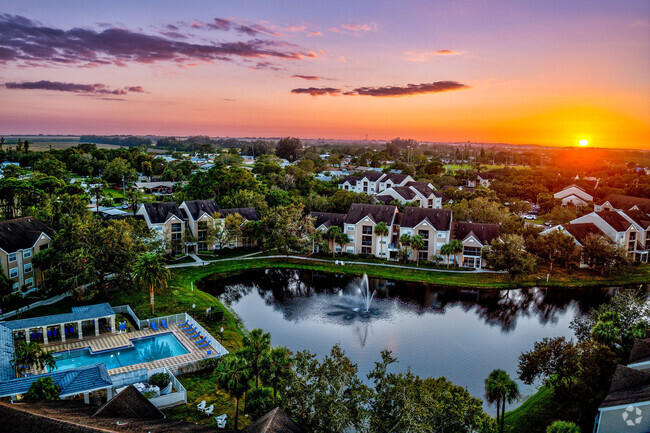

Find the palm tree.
xmin=323 ymin=226 xmax=341 ymax=257
xmin=374 ymin=222 xmax=389 ymax=261
xmin=241 ymin=328 xmax=271 ymax=388
xmin=335 ymin=231 xmax=351 ymax=256
xmin=133 ymin=252 xmax=171 ymax=315
xmin=12 ymin=342 xmax=56 ymax=374
xmin=485 ymin=369 xmax=520 ymax=433
xmin=260 ymin=346 xmax=293 ymax=404
xmin=441 ymin=239 xmax=463 ymax=268
xmin=410 ymin=234 xmax=425 ymax=266
xmin=214 ymin=355 xmax=251 ymax=430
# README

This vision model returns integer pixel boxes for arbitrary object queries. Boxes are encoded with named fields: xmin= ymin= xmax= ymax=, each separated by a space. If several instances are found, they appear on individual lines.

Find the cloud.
xmin=329 ymin=23 xmax=377 ymax=35
xmin=291 ymin=87 xmax=340 ymax=96
xmin=5 ymin=80 xmax=145 ymax=96
xmin=0 ymin=14 xmax=315 ymax=67
xmin=291 ymin=81 xmax=469 ymax=97
xmin=291 ymin=74 xmax=324 ymax=80
xmin=404 ymin=49 xmax=465 ymax=62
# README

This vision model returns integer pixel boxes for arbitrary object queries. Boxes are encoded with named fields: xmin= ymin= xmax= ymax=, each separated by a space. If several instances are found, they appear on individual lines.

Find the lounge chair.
xmin=198 ymin=340 xmax=210 ymax=348
xmin=184 ymin=325 xmax=197 ymax=334
xmin=191 ymin=331 xmax=202 ymax=339
xmin=195 ymin=337 xmax=207 ymax=345
xmin=204 ymin=404 xmax=214 ymax=416
xmin=215 ymin=414 xmax=227 ymax=429
xmin=151 ymin=322 xmax=158 ymax=331
xmin=161 ymin=319 xmax=168 ymax=329
xmin=206 ymin=350 xmax=212 ymax=356
xmin=160 ymin=382 xmax=172 ymax=395
xmin=180 ymin=321 xmax=192 ymax=330
xmin=119 ymin=323 xmax=127 ymax=333
xmin=197 ymin=400 xmax=206 ymax=412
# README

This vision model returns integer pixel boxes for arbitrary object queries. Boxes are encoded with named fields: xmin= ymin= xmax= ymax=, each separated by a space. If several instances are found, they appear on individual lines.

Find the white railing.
xmin=147 ymin=366 xmax=187 ymax=408
xmin=180 ymin=314 xmax=228 ymax=357
xmin=112 ymin=305 xmax=143 ymax=329
xmin=143 ymin=312 xmax=188 ymax=330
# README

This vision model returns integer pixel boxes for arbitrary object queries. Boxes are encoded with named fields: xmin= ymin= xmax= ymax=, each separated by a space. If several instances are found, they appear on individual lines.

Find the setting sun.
xmin=578 ymin=139 xmax=589 ymax=147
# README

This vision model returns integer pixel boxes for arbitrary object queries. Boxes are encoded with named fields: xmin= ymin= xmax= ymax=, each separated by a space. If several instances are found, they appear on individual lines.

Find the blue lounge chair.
xmin=195 ymin=337 xmax=207 ymax=345
xmin=119 ymin=323 xmax=127 ymax=332
xmin=206 ymin=350 xmax=211 ymax=356
xmin=151 ymin=322 xmax=158 ymax=331
xmin=179 ymin=320 xmax=190 ymax=328
xmin=47 ymin=330 xmax=52 ymax=338
xmin=198 ymin=340 xmax=210 ymax=348
xmin=184 ymin=325 xmax=196 ymax=334
xmin=161 ymin=319 xmax=168 ymax=329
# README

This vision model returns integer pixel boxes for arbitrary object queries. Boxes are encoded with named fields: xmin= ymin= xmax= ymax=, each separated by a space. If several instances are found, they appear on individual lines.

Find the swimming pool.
xmin=52 ymin=333 xmax=189 ymax=371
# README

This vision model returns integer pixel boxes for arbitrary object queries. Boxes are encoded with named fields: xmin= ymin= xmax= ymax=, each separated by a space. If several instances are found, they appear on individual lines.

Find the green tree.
xmin=259 ymin=204 xmax=315 ymax=253
xmin=241 ymin=328 xmax=271 ymax=388
xmin=275 ymin=137 xmax=303 ymax=162
xmin=374 ymin=222 xmax=389 ymax=261
xmin=440 ymin=239 xmax=463 ymax=267
xmin=546 ymin=421 xmax=580 ymax=433
xmin=12 ymin=341 xmax=56 ymax=373
xmin=102 ymin=157 xmax=138 ymax=184
xmin=484 ymin=234 xmax=537 ymax=277
xmin=133 ymin=252 xmax=171 ymax=314
xmin=398 ymin=234 xmax=412 ymax=262
xmin=282 ymin=345 xmax=369 ymax=433
xmin=260 ymin=346 xmax=293 ymax=404
xmin=25 ymin=377 xmax=60 ymax=400
xmin=580 ymin=234 xmax=630 ymax=275
xmin=335 ymin=230 xmax=351 ymax=256
xmin=485 ymin=369 xmax=520 ymax=433
xmin=0 ymin=263 xmax=12 ymax=302
xmin=535 ymin=229 xmax=578 ymax=271
xmin=214 ymin=355 xmax=251 ymax=430
xmin=410 ymin=234 xmax=426 ymax=266
xmin=323 ymin=226 xmax=343 ymax=257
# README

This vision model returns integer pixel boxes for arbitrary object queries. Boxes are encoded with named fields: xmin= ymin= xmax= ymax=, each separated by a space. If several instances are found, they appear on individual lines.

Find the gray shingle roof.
xmin=0 ymin=364 xmax=112 ymax=398
xmin=93 ymin=384 xmax=164 ymax=419
xmin=595 ymin=211 xmax=632 ymax=232
xmin=218 ymin=208 xmax=260 ymax=221
xmin=184 ymin=200 xmax=219 ymax=220
xmin=563 ymin=223 xmax=605 ymax=245
xmin=344 ymin=204 xmax=397 ymax=225
xmin=242 ymin=407 xmax=304 ymax=433
xmin=0 ymin=303 xmax=115 ymax=331
xmin=142 ymin=202 xmax=184 ymax=224
xmin=400 ymin=208 xmax=452 ymax=230
xmin=310 ymin=212 xmax=347 ymax=229
xmin=600 ymin=364 xmax=650 ymax=408
xmin=0 ymin=217 xmax=53 ymax=254
xmin=599 ymin=194 xmax=650 ymax=214
xmin=629 ymin=338 xmax=650 ymax=364
xmin=0 ymin=324 xmax=15 ymax=382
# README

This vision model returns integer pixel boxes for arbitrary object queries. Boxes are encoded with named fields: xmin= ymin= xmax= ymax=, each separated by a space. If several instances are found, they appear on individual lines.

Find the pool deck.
xmin=37 ymin=324 xmax=218 ymax=375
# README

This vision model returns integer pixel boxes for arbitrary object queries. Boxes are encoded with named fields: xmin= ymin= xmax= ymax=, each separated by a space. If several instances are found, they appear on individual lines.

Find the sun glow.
xmin=578 ymin=139 xmax=589 ymax=147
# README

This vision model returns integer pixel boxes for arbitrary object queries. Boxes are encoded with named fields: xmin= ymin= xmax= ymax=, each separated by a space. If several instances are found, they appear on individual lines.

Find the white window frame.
xmin=23 ymin=250 xmax=32 ymax=259
xmin=24 ymin=263 xmax=33 ymax=274
xmin=9 ymin=267 xmax=18 ymax=278
xmin=347 ymin=225 xmax=355 ymax=231
xmin=12 ymin=282 xmax=19 ymax=291
xmin=24 ymin=278 xmax=33 ymax=288
xmin=8 ymin=253 xmax=17 ymax=263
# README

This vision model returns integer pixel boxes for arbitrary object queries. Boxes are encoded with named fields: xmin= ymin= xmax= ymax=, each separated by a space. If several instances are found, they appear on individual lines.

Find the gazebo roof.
xmin=0 ymin=364 xmax=112 ymax=398
xmin=0 ymin=303 xmax=115 ymax=331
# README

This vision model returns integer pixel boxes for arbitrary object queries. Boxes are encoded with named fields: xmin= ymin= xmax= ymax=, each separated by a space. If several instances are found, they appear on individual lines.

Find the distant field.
xmin=0 ymin=136 xmax=165 ymax=152
xmin=444 ymin=164 xmax=507 ymax=171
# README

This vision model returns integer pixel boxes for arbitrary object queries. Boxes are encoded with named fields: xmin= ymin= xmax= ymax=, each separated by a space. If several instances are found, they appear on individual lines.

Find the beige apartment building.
xmin=0 ymin=217 xmax=53 ymax=293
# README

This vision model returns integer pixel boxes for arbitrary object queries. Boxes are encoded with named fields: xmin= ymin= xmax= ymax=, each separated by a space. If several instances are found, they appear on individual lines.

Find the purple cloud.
xmin=0 ymin=14 xmax=315 ymax=67
xmin=291 ymin=74 xmax=324 ymax=80
xmin=292 ymin=81 xmax=470 ymax=97
xmin=5 ymin=80 xmax=145 ymax=96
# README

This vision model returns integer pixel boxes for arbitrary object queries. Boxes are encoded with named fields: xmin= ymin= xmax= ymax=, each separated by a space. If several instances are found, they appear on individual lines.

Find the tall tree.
xmin=214 ymin=355 xmax=251 ymax=430
xmin=241 ymin=328 xmax=271 ymax=388
xmin=374 ymin=222 xmax=389 ymax=261
xmin=485 ymin=369 xmax=520 ymax=433
xmin=441 ymin=239 xmax=463 ymax=267
xmin=580 ymin=234 xmax=630 ymax=275
xmin=12 ymin=341 xmax=56 ymax=374
xmin=410 ymin=234 xmax=426 ymax=266
xmin=260 ymin=346 xmax=293 ymax=404
xmin=133 ymin=252 xmax=170 ymax=314
xmin=275 ymin=137 xmax=303 ymax=162
xmin=484 ymin=234 xmax=537 ymax=277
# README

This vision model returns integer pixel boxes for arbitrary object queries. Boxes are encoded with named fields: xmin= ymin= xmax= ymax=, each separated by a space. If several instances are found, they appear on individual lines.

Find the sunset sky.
xmin=1 ymin=0 xmax=649 ymax=149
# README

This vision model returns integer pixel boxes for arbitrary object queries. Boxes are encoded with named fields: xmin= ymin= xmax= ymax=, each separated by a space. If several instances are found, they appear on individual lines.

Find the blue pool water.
xmin=52 ymin=333 xmax=189 ymax=371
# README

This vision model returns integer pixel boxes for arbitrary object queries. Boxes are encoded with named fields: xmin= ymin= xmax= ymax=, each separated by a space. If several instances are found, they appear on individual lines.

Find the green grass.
xmin=102 ymin=188 xmax=124 ymax=199
xmin=503 ymin=386 xmax=575 ymax=433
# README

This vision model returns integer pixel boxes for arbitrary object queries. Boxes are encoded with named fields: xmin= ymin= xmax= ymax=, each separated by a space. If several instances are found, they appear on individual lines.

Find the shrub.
xmin=25 ymin=377 xmax=60 ymax=400
xmin=546 ymin=421 xmax=580 ymax=433
xmin=149 ymin=372 xmax=171 ymax=389
xmin=245 ymin=386 xmax=274 ymax=419
xmin=142 ymin=390 xmax=157 ymax=399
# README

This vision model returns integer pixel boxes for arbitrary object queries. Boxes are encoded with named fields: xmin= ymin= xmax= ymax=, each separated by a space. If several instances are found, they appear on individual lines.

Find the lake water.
xmin=198 ymin=268 xmax=622 ymax=412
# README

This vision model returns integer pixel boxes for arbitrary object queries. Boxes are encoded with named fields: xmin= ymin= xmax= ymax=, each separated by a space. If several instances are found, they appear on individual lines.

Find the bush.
xmin=25 ymin=377 xmax=60 ymax=400
xmin=142 ymin=390 xmax=157 ymax=399
xmin=205 ymin=306 xmax=224 ymax=323
xmin=149 ymin=372 xmax=171 ymax=389
xmin=245 ymin=386 xmax=274 ymax=419
xmin=546 ymin=421 xmax=580 ymax=433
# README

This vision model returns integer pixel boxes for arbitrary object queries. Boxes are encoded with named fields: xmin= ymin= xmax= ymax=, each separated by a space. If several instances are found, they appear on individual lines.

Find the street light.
xmin=220 ymin=327 xmax=224 ymax=343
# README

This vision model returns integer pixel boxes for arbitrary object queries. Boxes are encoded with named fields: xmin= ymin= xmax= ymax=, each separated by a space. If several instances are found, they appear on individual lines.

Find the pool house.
xmin=0 ymin=303 xmax=227 ymax=406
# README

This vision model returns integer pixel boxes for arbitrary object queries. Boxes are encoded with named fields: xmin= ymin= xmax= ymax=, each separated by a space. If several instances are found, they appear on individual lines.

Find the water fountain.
xmin=357 ymin=274 xmax=375 ymax=313
xmin=328 ymin=273 xmax=379 ymax=320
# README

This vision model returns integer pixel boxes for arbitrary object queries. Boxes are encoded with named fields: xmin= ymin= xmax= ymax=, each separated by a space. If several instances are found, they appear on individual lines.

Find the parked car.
xmin=521 ymin=214 xmax=536 ymax=220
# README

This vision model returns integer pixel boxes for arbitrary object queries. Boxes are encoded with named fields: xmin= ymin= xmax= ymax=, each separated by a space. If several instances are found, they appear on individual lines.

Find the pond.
xmin=198 ymin=268 xmax=624 ymax=412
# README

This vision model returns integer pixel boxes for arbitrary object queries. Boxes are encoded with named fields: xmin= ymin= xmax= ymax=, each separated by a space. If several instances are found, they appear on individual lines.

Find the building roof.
xmin=183 ymin=200 xmax=219 ymax=220
xmin=344 ymin=204 xmax=397 ymax=225
xmin=360 ymin=171 xmax=385 ymax=182
xmin=563 ymin=222 xmax=606 ymax=245
xmin=218 ymin=208 xmax=260 ymax=221
xmin=391 ymin=186 xmax=417 ymax=200
xmin=401 ymin=208 xmax=452 ymax=231
xmin=381 ymin=173 xmax=409 ymax=183
xmin=134 ymin=182 xmax=176 ymax=189
xmin=0 ymin=324 xmax=14 ymax=382
xmin=622 ymin=209 xmax=650 ymax=230
xmin=142 ymin=202 xmax=184 ymax=224
xmin=599 ymin=194 xmax=650 ymax=214
xmin=310 ymin=212 xmax=347 ymax=229
xmin=629 ymin=338 xmax=650 ymax=365
xmin=93 ymin=385 xmax=165 ymax=419
xmin=0 ymin=303 xmax=115 ymax=331
xmin=595 ymin=211 xmax=633 ymax=232
xmin=600 ymin=365 xmax=650 ymax=408
xmin=0 ymin=364 xmax=112 ymax=398
xmin=0 ymin=217 xmax=53 ymax=254
xmin=242 ymin=407 xmax=304 ymax=433
xmin=451 ymin=222 xmax=501 ymax=245
xmin=407 ymin=181 xmax=442 ymax=198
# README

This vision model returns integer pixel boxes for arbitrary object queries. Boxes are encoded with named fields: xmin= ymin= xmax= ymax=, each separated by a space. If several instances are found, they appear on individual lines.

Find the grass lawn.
xmin=102 ymin=188 xmax=124 ymax=199
xmin=503 ymin=386 xmax=576 ymax=433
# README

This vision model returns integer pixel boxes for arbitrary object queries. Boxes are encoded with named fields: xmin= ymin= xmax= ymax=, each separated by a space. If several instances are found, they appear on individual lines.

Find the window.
xmin=437 ymin=233 xmax=445 ymax=238
xmin=427 ymin=199 xmax=434 ymax=208
xmin=24 ymin=278 xmax=33 ymax=288
xmin=361 ymin=247 xmax=372 ymax=254
xmin=23 ymin=250 xmax=32 ymax=259
xmin=8 ymin=253 xmax=16 ymax=263
xmin=629 ymin=241 xmax=635 ymax=252
xmin=9 ymin=267 xmax=18 ymax=278
xmin=40 ymin=244 xmax=49 ymax=251
xmin=24 ymin=263 xmax=32 ymax=274
xmin=629 ymin=232 xmax=636 ymax=241
xmin=418 ymin=230 xmax=429 ymax=250
xmin=418 ymin=251 xmax=428 ymax=261
xmin=463 ymin=246 xmax=482 ymax=257
xmin=362 ymin=226 xmax=373 ymax=235
xmin=347 ymin=225 xmax=355 ymax=231
xmin=12 ymin=282 xmax=19 ymax=291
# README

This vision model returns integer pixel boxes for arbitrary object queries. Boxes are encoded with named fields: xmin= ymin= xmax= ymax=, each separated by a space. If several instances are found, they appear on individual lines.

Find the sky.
xmin=1 ymin=0 xmax=649 ymax=149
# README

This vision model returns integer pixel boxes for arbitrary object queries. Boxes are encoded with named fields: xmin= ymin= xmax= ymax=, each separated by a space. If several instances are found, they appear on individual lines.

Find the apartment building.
xmin=343 ymin=204 xmax=399 ymax=256
xmin=0 ymin=217 xmax=53 ymax=293
xmin=377 ymin=181 xmax=444 ymax=209
xmin=395 ymin=207 xmax=452 ymax=261
xmin=553 ymin=184 xmax=593 ymax=207
xmin=338 ymin=172 xmax=414 ymax=195
xmin=450 ymin=222 xmax=501 ymax=268
xmin=570 ymin=210 xmax=646 ymax=261
xmin=595 ymin=194 xmax=650 ymax=215
xmin=136 ymin=202 xmax=186 ymax=255
xmin=541 ymin=222 xmax=606 ymax=267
